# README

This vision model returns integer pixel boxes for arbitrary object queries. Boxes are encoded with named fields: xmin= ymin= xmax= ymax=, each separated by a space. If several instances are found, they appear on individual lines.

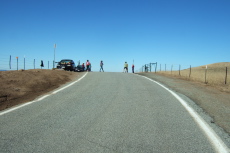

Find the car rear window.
xmin=60 ymin=60 xmax=72 ymax=64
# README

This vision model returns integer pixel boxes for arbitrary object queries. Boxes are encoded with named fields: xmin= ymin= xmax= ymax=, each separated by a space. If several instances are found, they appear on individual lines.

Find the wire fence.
xmin=139 ymin=62 xmax=230 ymax=86
xmin=0 ymin=54 xmax=54 ymax=71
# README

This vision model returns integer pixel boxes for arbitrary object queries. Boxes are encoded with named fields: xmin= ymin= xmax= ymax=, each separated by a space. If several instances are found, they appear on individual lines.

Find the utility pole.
xmin=53 ymin=43 xmax=56 ymax=68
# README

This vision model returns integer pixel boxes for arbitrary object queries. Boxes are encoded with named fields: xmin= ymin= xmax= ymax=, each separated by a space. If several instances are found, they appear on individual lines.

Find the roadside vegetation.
xmin=155 ymin=62 xmax=230 ymax=93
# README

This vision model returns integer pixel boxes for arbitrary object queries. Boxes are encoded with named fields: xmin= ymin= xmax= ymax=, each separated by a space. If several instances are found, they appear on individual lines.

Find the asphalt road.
xmin=0 ymin=72 xmax=228 ymax=152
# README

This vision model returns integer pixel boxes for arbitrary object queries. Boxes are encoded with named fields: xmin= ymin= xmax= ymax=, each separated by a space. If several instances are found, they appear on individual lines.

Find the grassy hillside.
xmin=156 ymin=62 xmax=230 ymax=92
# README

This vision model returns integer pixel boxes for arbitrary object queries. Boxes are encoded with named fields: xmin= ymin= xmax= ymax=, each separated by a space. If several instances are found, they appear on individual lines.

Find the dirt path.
xmin=138 ymin=72 xmax=230 ymax=136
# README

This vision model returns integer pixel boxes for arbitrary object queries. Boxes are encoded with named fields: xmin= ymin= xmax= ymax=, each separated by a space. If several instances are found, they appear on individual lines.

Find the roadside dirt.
xmin=138 ymin=72 xmax=230 ymax=135
xmin=0 ymin=69 xmax=85 ymax=111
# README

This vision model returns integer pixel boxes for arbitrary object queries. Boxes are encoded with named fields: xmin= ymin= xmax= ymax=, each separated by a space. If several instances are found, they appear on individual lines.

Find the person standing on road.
xmin=123 ymin=62 xmax=128 ymax=73
xmin=100 ymin=60 xmax=104 ymax=72
xmin=86 ymin=60 xmax=91 ymax=71
xmin=82 ymin=63 xmax=85 ymax=71
xmin=132 ymin=64 xmax=134 ymax=73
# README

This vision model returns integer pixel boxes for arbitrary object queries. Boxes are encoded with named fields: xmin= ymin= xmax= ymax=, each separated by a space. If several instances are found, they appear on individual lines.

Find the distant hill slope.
xmin=194 ymin=62 xmax=230 ymax=69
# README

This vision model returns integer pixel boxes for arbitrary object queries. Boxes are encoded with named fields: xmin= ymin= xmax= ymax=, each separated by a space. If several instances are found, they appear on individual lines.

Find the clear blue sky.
xmin=1 ymin=0 xmax=230 ymax=72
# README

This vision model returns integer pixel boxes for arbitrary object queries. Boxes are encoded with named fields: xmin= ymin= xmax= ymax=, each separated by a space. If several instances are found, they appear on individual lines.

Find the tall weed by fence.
xmin=0 ymin=54 xmax=53 ymax=70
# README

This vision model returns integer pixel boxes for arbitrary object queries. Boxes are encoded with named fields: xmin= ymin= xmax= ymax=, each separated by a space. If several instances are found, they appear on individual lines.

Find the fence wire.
xmin=0 ymin=54 xmax=53 ymax=70
xmin=139 ymin=63 xmax=230 ymax=86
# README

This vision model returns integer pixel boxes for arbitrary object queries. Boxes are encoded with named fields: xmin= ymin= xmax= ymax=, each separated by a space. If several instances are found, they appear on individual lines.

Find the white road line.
xmin=0 ymin=72 xmax=88 ymax=116
xmin=142 ymin=76 xmax=230 ymax=153
xmin=52 ymin=72 xmax=87 ymax=94
xmin=0 ymin=102 xmax=33 ymax=116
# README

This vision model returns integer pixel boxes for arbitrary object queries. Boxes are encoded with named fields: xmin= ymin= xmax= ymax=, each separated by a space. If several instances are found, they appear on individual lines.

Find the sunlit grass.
xmin=156 ymin=62 xmax=230 ymax=92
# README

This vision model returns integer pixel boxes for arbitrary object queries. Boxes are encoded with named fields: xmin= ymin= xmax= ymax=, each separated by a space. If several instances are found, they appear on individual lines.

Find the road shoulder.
xmin=137 ymin=72 xmax=230 ymax=142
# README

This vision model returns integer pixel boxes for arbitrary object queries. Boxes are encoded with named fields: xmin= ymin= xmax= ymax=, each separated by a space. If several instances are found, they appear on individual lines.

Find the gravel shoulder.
xmin=137 ymin=72 xmax=230 ymax=137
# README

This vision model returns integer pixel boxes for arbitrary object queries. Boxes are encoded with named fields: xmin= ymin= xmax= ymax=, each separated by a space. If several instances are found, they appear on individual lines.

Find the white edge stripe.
xmin=0 ymin=102 xmax=32 ymax=116
xmin=52 ymin=72 xmax=88 ymax=94
xmin=142 ymin=76 xmax=230 ymax=153
xmin=0 ymin=72 xmax=88 ymax=116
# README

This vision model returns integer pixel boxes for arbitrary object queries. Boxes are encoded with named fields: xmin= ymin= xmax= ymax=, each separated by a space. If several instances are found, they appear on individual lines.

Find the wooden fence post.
xmin=24 ymin=56 xmax=25 ymax=70
xmin=225 ymin=67 xmax=227 ymax=84
xmin=155 ymin=62 xmax=157 ymax=73
xmin=34 ymin=59 xmax=35 ymax=69
xmin=179 ymin=65 xmax=181 ymax=76
xmin=16 ymin=57 xmax=18 ymax=70
xmin=149 ymin=63 xmax=151 ymax=72
xmin=9 ymin=55 xmax=11 ymax=69
xmin=205 ymin=65 xmax=208 ymax=84
xmin=189 ymin=65 xmax=191 ymax=78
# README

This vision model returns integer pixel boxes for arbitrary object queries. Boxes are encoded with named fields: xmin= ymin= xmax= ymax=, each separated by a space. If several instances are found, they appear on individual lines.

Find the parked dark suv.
xmin=56 ymin=59 xmax=76 ymax=71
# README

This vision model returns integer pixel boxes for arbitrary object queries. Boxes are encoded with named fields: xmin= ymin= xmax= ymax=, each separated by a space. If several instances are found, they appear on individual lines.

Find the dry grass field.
xmin=156 ymin=62 xmax=230 ymax=93
xmin=0 ymin=69 xmax=83 ymax=111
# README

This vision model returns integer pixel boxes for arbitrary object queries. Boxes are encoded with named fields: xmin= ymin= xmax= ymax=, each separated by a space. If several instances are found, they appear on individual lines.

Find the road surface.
xmin=0 ymin=72 xmax=229 ymax=152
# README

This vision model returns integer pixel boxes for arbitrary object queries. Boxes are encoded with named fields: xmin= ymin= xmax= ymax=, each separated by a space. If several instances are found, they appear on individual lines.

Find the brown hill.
xmin=0 ymin=69 xmax=84 ymax=111
xmin=157 ymin=62 xmax=230 ymax=92
xmin=194 ymin=62 xmax=230 ymax=69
